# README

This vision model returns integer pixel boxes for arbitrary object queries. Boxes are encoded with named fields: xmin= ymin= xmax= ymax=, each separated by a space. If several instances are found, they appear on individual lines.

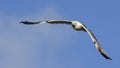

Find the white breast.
xmin=72 ymin=21 xmax=83 ymax=30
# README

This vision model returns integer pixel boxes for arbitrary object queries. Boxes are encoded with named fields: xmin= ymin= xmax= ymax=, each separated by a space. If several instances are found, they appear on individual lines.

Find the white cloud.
xmin=0 ymin=7 xmax=75 ymax=68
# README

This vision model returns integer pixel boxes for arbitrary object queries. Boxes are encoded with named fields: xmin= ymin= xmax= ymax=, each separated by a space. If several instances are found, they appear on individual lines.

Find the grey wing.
xmin=81 ymin=24 xmax=112 ymax=60
xmin=46 ymin=20 xmax=72 ymax=24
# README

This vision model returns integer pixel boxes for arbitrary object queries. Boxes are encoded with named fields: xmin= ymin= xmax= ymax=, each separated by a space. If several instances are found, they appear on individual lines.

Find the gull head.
xmin=72 ymin=21 xmax=85 ymax=31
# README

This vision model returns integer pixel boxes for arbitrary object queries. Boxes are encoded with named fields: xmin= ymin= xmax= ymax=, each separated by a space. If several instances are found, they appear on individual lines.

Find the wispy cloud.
xmin=0 ymin=6 xmax=75 ymax=68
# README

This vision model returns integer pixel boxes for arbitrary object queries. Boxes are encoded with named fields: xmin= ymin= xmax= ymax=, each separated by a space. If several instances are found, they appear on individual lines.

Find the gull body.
xmin=20 ymin=20 xmax=112 ymax=60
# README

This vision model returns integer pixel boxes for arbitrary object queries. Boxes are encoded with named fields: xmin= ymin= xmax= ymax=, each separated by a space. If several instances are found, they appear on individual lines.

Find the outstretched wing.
xmin=80 ymin=23 xmax=112 ymax=60
xmin=20 ymin=20 xmax=72 ymax=25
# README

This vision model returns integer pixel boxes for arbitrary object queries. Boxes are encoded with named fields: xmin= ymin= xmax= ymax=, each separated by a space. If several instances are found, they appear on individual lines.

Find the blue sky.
xmin=0 ymin=0 xmax=120 ymax=68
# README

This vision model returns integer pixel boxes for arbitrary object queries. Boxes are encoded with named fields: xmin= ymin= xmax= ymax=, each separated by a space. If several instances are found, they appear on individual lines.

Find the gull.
xmin=20 ymin=20 xmax=112 ymax=60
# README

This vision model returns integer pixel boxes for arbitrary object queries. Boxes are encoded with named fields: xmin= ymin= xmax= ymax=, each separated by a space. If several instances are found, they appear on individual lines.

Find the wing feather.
xmin=46 ymin=20 xmax=72 ymax=24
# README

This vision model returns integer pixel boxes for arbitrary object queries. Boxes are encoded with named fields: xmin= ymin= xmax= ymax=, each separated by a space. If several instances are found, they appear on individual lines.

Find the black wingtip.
xmin=20 ymin=21 xmax=27 ymax=24
xmin=20 ymin=21 xmax=41 ymax=25
xmin=105 ymin=57 xmax=112 ymax=61
xmin=20 ymin=21 xmax=35 ymax=25
xmin=100 ymin=52 xmax=112 ymax=61
xmin=107 ymin=57 xmax=112 ymax=61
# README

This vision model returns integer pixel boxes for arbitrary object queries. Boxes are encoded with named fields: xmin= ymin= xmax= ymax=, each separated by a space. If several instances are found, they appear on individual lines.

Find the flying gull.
xmin=20 ymin=20 xmax=112 ymax=60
